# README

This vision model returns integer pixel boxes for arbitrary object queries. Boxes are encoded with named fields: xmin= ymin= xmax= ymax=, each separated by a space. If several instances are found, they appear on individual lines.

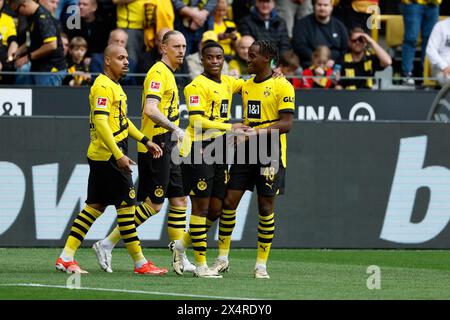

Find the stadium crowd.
xmin=0 ymin=0 xmax=448 ymax=89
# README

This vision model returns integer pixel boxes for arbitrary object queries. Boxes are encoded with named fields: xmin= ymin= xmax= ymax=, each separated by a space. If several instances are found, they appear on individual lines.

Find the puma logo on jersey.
xmin=265 ymin=182 xmax=274 ymax=190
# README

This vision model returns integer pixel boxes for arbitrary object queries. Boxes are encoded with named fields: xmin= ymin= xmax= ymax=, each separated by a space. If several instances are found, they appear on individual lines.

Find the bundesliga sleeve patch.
xmin=149 ymin=81 xmax=161 ymax=92
xmin=96 ymin=97 xmax=108 ymax=108
xmin=189 ymin=95 xmax=200 ymax=106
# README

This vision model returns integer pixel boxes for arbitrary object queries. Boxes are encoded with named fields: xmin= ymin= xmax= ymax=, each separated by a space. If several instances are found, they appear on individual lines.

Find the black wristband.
xmin=141 ymin=136 xmax=150 ymax=145
xmin=27 ymin=50 xmax=32 ymax=60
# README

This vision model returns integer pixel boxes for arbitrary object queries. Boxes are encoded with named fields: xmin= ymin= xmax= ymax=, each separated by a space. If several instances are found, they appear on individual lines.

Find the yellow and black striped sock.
xmin=107 ymin=202 xmax=158 ymax=245
xmin=135 ymin=202 xmax=158 ymax=227
xmin=63 ymin=205 xmax=102 ymax=258
xmin=181 ymin=217 xmax=213 ymax=248
xmin=167 ymin=205 xmax=187 ymax=241
xmin=218 ymin=209 xmax=236 ymax=258
xmin=182 ymin=217 xmax=213 ymax=248
xmin=188 ymin=214 xmax=207 ymax=266
xmin=117 ymin=206 xmax=145 ymax=263
xmin=256 ymin=213 xmax=275 ymax=265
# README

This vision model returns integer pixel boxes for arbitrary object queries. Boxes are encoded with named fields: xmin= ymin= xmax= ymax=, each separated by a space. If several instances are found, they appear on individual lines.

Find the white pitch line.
xmin=0 ymin=283 xmax=260 ymax=300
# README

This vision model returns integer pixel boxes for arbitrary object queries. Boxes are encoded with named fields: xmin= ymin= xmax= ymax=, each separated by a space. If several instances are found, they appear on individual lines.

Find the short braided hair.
xmin=252 ymin=40 xmax=279 ymax=65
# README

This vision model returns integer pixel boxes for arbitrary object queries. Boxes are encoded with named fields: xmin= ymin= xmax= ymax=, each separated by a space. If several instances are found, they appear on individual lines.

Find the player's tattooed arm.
xmin=144 ymin=98 xmax=184 ymax=140
xmin=145 ymin=98 xmax=179 ymax=131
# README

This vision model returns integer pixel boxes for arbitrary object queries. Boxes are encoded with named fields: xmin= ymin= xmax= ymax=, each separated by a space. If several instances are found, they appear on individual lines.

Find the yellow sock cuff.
xmin=259 ymin=212 xmax=274 ymax=221
xmin=190 ymin=214 xmax=206 ymax=225
xmin=143 ymin=202 xmax=157 ymax=215
xmin=169 ymin=206 xmax=187 ymax=212
xmin=135 ymin=202 xmax=157 ymax=227
xmin=85 ymin=205 xmax=103 ymax=219
xmin=117 ymin=206 xmax=134 ymax=215
xmin=223 ymin=208 xmax=236 ymax=215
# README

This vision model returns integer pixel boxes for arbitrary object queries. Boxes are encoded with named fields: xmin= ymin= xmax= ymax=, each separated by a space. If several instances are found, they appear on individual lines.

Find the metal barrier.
xmin=0 ymin=70 xmax=444 ymax=90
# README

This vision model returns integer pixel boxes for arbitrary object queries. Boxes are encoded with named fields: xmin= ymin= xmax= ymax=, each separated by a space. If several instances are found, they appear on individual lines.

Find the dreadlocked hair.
xmin=253 ymin=40 xmax=279 ymax=66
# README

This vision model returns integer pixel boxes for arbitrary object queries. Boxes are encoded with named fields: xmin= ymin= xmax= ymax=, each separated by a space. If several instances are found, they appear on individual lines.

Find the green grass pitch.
xmin=0 ymin=248 xmax=449 ymax=300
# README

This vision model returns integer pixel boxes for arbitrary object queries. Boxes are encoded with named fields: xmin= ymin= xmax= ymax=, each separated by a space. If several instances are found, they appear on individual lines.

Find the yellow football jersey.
xmin=401 ymin=0 xmax=441 ymax=5
xmin=117 ymin=0 xmax=146 ymax=29
xmin=184 ymin=74 xmax=244 ymax=141
xmin=213 ymin=20 xmax=240 ymax=57
xmin=0 ymin=12 xmax=17 ymax=47
xmin=138 ymin=61 xmax=180 ymax=153
xmin=87 ymin=74 xmax=130 ymax=161
xmin=143 ymin=0 xmax=175 ymax=50
xmin=241 ymin=76 xmax=295 ymax=168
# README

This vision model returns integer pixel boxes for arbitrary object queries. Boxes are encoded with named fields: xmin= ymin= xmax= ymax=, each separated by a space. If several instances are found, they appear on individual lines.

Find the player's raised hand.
xmin=117 ymin=155 xmax=136 ymax=173
xmin=272 ymin=67 xmax=285 ymax=79
xmin=146 ymin=141 xmax=163 ymax=158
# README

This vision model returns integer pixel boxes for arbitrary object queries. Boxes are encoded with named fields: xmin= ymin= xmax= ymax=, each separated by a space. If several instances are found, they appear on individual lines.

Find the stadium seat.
xmin=385 ymin=15 xmax=405 ymax=49
xmin=423 ymin=56 xmax=437 ymax=87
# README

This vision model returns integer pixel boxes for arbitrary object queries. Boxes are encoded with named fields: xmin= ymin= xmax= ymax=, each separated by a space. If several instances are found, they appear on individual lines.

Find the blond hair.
xmin=69 ymin=36 xmax=88 ymax=50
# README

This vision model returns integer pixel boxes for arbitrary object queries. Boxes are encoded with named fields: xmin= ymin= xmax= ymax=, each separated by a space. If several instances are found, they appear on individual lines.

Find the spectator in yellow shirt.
xmin=0 ymin=0 xmax=18 ymax=83
xmin=142 ymin=0 xmax=175 ymax=52
xmin=213 ymin=0 xmax=240 ymax=61
xmin=114 ymin=0 xmax=146 ymax=65
xmin=115 ymin=0 xmax=175 ymax=65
